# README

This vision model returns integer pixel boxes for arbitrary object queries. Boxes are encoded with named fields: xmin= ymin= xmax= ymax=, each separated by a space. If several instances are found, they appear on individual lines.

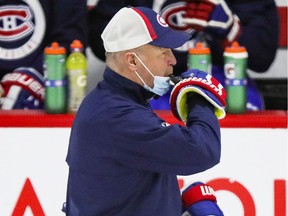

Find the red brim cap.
xmin=101 ymin=6 xmax=191 ymax=52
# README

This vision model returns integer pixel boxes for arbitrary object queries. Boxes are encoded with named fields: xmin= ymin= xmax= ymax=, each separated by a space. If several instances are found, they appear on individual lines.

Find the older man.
xmin=65 ymin=6 xmax=225 ymax=215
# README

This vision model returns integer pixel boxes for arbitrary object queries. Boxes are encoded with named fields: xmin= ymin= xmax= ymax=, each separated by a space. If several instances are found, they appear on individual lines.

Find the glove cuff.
xmin=183 ymin=86 xmax=226 ymax=119
xmin=182 ymin=183 xmax=217 ymax=207
xmin=182 ymin=182 xmax=224 ymax=216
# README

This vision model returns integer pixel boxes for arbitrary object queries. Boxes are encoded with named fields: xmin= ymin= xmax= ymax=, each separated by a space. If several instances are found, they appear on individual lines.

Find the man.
xmin=65 ymin=6 xmax=226 ymax=215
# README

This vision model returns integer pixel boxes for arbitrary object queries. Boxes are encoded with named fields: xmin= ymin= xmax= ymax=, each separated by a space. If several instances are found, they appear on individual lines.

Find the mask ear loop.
xmin=131 ymin=52 xmax=155 ymax=78
xmin=135 ymin=70 xmax=147 ymax=86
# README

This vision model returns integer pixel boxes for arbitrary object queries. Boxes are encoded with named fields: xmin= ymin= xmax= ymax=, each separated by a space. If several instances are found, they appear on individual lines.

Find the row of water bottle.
xmin=188 ymin=41 xmax=248 ymax=114
xmin=44 ymin=40 xmax=87 ymax=114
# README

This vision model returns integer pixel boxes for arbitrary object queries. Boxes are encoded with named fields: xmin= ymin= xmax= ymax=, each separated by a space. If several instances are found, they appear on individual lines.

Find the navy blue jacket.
xmin=65 ymin=67 xmax=221 ymax=215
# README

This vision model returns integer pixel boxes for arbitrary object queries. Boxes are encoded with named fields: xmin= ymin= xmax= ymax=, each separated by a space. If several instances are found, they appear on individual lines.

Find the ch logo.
xmin=0 ymin=6 xmax=34 ymax=41
xmin=160 ymin=2 xmax=192 ymax=32
xmin=160 ymin=2 xmax=197 ymax=52
xmin=0 ymin=0 xmax=46 ymax=60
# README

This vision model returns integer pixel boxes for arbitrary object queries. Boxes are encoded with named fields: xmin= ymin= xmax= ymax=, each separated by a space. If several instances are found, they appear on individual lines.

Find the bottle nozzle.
xmin=71 ymin=40 xmax=83 ymax=49
xmin=44 ymin=42 xmax=66 ymax=54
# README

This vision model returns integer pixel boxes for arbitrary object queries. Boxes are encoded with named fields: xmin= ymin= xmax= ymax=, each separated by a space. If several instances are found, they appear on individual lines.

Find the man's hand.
xmin=170 ymin=69 xmax=226 ymax=122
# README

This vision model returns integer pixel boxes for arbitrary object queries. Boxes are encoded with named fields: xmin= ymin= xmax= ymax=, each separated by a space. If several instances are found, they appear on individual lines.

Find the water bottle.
xmin=224 ymin=41 xmax=248 ymax=113
xmin=44 ymin=42 xmax=67 ymax=113
xmin=66 ymin=40 xmax=87 ymax=113
xmin=188 ymin=42 xmax=212 ymax=74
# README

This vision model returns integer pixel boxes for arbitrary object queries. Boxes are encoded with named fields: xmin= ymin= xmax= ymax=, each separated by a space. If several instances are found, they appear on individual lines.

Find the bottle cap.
xmin=225 ymin=41 xmax=247 ymax=53
xmin=70 ymin=40 xmax=83 ymax=49
xmin=44 ymin=42 xmax=66 ymax=55
xmin=189 ymin=42 xmax=210 ymax=55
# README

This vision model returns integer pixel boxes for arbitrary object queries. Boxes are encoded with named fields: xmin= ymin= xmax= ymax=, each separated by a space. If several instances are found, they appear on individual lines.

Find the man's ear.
xmin=125 ymin=52 xmax=137 ymax=70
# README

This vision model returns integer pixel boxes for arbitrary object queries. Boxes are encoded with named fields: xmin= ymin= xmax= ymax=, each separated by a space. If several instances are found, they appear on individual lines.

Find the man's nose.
xmin=167 ymin=49 xmax=177 ymax=66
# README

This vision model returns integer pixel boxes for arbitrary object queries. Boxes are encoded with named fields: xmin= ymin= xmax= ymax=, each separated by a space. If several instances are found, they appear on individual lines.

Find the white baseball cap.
xmin=101 ymin=6 xmax=191 ymax=52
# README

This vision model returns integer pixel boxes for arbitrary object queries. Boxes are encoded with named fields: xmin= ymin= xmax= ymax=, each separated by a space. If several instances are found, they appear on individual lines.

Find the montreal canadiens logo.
xmin=157 ymin=14 xmax=168 ymax=27
xmin=0 ymin=0 xmax=46 ymax=60
xmin=0 ymin=6 xmax=34 ymax=41
xmin=160 ymin=2 xmax=191 ymax=32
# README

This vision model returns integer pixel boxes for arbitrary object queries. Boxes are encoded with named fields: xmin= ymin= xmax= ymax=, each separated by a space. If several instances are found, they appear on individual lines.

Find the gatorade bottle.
xmin=224 ymin=41 xmax=248 ymax=113
xmin=44 ymin=42 xmax=67 ymax=114
xmin=188 ymin=42 xmax=212 ymax=74
xmin=66 ymin=40 xmax=87 ymax=113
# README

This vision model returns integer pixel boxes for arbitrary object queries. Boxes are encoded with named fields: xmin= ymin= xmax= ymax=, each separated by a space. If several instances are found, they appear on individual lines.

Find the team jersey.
xmin=0 ymin=0 xmax=87 ymax=77
xmin=65 ymin=67 xmax=221 ymax=215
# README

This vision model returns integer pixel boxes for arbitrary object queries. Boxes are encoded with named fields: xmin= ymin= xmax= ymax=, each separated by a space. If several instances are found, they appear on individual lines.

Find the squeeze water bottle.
xmin=44 ymin=42 xmax=67 ymax=113
xmin=188 ymin=42 xmax=212 ymax=74
xmin=66 ymin=40 xmax=87 ymax=113
xmin=224 ymin=41 xmax=248 ymax=113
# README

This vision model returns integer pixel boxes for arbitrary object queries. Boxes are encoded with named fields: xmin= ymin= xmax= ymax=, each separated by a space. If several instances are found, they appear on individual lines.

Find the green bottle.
xmin=44 ymin=42 xmax=67 ymax=114
xmin=188 ymin=42 xmax=212 ymax=74
xmin=224 ymin=42 xmax=248 ymax=114
xmin=66 ymin=40 xmax=87 ymax=113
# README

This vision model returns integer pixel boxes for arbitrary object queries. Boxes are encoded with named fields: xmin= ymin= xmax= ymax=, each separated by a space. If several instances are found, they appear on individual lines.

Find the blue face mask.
xmin=133 ymin=52 xmax=171 ymax=96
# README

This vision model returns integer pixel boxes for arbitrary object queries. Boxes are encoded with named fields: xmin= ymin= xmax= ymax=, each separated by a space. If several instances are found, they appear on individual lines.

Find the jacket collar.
xmin=102 ymin=66 xmax=155 ymax=107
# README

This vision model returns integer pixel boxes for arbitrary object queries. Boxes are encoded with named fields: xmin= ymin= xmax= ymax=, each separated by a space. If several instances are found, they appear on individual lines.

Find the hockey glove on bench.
xmin=0 ymin=67 xmax=45 ymax=109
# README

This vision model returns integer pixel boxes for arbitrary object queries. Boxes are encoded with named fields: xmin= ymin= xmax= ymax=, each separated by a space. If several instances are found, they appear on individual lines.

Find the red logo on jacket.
xmin=0 ymin=6 xmax=34 ymax=41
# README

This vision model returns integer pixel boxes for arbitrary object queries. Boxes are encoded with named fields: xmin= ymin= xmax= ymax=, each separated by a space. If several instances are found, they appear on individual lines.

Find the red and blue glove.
xmin=182 ymin=182 xmax=224 ymax=216
xmin=183 ymin=0 xmax=241 ymax=43
xmin=170 ymin=69 xmax=226 ymax=122
xmin=0 ymin=67 xmax=45 ymax=109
